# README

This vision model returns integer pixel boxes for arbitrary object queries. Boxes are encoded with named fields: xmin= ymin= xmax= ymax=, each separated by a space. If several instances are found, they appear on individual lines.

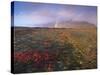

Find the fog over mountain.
xmin=14 ymin=20 xmax=96 ymax=29
xmin=53 ymin=21 xmax=96 ymax=28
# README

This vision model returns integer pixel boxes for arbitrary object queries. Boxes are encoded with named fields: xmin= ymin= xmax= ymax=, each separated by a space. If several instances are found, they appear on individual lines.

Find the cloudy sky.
xmin=11 ymin=1 xmax=97 ymax=27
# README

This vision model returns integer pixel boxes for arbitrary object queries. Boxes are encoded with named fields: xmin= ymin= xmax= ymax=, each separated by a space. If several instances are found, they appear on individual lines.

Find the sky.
xmin=11 ymin=1 xmax=97 ymax=27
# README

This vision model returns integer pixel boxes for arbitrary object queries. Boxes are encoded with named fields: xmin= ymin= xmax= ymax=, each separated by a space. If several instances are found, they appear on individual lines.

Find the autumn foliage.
xmin=13 ymin=27 xmax=97 ymax=73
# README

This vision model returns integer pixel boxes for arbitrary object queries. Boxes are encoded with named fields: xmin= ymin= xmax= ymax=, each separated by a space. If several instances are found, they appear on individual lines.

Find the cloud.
xmin=14 ymin=3 xmax=97 ymax=26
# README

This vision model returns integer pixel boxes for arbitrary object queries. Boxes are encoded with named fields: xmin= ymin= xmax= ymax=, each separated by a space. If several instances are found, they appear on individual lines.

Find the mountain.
xmin=13 ymin=21 xmax=96 ymax=29
xmin=56 ymin=21 xmax=96 ymax=28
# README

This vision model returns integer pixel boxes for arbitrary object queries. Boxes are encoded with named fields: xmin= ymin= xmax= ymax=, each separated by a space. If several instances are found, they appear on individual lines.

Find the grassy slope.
xmin=13 ymin=27 xmax=97 ymax=73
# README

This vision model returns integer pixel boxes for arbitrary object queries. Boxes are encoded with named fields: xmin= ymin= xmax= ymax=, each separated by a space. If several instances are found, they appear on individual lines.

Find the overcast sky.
xmin=11 ymin=1 xmax=97 ymax=27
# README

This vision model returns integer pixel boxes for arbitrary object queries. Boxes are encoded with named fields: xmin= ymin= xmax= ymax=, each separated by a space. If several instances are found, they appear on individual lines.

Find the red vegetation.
xmin=14 ymin=50 xmax=57 ymax=64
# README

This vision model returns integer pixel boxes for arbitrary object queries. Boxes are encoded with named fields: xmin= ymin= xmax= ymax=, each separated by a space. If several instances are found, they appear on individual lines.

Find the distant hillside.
xmin=56 ymin=21 xmax=96 ymax=28
xmin=13 ymin=21 xmax=96 ymax=29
